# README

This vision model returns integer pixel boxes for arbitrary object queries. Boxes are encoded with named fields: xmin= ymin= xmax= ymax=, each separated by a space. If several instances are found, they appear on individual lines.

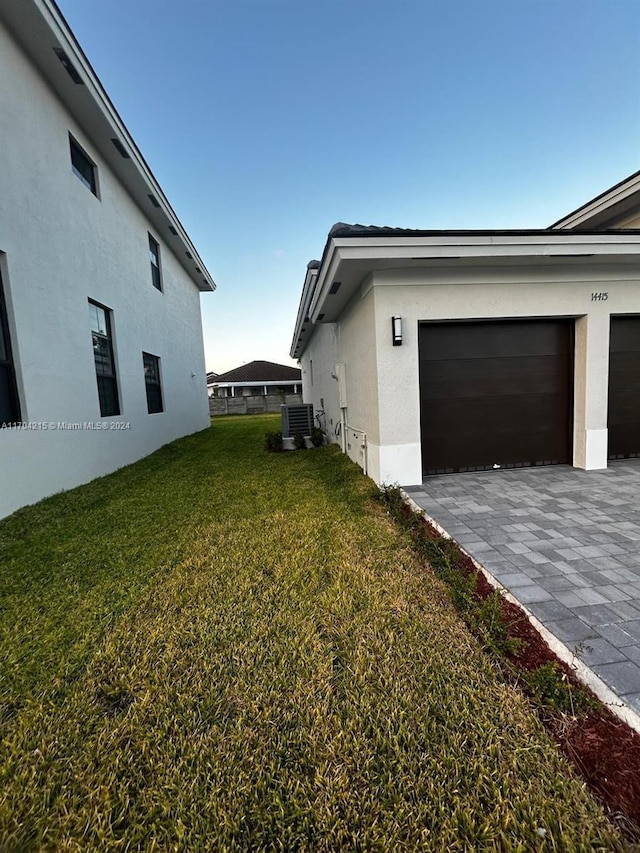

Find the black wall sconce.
xmin=392 ymin=316 xmax=402 ymax=346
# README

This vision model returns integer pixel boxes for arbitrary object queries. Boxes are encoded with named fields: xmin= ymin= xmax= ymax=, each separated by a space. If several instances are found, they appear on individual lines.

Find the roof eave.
xmin=305 ymin=230 xmax=640 ymax=326
xmin=550 ymin=170 xmax=640 ymax=231
xmin=289 ymin=264 xmax=320 ymax=360
xmin=2 ymin=0 xmax=216 ymax=292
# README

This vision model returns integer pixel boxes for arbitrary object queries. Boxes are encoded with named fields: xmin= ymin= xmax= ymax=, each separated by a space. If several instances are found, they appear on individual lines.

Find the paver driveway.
xmin=404 ymin=460 xmax=640 ymax=714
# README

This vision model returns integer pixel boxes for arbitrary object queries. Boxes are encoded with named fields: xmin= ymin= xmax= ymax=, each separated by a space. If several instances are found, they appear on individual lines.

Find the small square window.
xmin=149 ymin=234 xmax=162 ymax=291
xmin=70 ymin=136 xmax=97 ymax=195
xmin=143 ymin=352 xmax=163 ymax=413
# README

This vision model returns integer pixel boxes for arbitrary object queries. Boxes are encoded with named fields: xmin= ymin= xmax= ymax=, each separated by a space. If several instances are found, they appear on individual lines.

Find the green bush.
xmin=264 ymin=431 xmax=283 ymax=452
xmin=521 ymin=661 xmax=593 ymax=714
xmin=310 ymin=427 xmax=325 ymax=447
xmin=293 ymin=430 xmax=307 ymax=450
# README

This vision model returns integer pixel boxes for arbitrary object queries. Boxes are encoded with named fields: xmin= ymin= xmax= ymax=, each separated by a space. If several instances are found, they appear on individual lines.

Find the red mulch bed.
xmin=402 ymin=503 xmax=640 ymax=840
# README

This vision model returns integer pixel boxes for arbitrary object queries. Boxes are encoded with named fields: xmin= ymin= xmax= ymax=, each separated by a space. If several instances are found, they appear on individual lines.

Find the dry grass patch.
xmin=0 ymin=415 xmax=628 ymax=850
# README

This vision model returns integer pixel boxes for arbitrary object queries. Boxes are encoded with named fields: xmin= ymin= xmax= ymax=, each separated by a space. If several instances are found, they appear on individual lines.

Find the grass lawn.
xmin=0 ymin=415 xmax=627 ymax=850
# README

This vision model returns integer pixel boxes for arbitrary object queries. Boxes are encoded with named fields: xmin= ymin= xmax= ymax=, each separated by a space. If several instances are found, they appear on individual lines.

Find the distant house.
xmin=291 ymin=173 xmax=640 ymax=485
xmin=210 ymin=361 xmax=301 ymax=398
xmin=0 ymin=0 xmax=215 ymax=520
xmin=206 ymin=372 xmax=219 ymax=396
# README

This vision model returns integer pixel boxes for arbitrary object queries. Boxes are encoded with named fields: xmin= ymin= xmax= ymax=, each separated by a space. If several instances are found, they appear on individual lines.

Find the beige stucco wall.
xmin=302 ymin=261 xmax=640 ymax=486
xmin=300 ymin=323 xmax=340 ymax=441
xmin=300 ymin=284 xmax=380 ymax=475
xmin=338 ymin=282 xmax=380 ymax=470
xmin=370 ymin=264 xmax=640 ymax=484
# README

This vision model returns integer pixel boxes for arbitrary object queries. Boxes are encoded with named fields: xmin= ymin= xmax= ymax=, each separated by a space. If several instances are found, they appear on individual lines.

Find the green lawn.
xmin=0 ymin=415 xmax=626 ymax=850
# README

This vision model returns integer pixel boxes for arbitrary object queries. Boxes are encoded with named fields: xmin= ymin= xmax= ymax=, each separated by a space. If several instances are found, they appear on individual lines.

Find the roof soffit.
xmin=307 ymin=232 xmax=640 ymax=324
xmin=1 ymin=0 xmax=215 ymax=292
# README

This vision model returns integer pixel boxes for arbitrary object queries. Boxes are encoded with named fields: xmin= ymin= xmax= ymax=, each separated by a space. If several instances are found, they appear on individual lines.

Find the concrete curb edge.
xmin=401 ymin=488 xmax=640 ymax=736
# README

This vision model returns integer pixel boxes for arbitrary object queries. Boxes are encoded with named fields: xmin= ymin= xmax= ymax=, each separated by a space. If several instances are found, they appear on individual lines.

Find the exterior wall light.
xmin=392 ymin=316 xmax=402 ymax=346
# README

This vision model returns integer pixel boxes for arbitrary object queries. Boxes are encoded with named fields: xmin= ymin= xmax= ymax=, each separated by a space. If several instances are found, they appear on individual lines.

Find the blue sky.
xmin=57 ymin=0 xmax=640 ymax=373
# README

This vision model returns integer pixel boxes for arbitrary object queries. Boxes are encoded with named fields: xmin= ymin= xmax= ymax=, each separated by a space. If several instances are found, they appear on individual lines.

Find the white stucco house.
xmin=0 ymin=0 xmax=215 ymax=520
xmin=291 ymin=173 xmax=640 ymax=486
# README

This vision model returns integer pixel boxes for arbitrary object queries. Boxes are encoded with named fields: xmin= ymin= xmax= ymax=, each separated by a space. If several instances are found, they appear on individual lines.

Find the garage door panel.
xmin=419 ymin=320 xmax=573 ymax=474
xmin=610 ymin=321 xmax=640 ymax=353
xmin=425 ymin=424 xmax=569 ymax=469
xmin=609 ymin=351 xmax=640 ymax=371
xmin=423 ymin=395 xmax=570 ymax=464
xmin=608 ymin=386 xmax=640 ymax=420
xmin=609 ymin=318 xmax=640 ymax=459
xmin=420 ymin=355 xmax=571 ymax=400
xmin=421 ymin=322 xmax=570 ymax=361
xmin=421 ymin=393 xmax=570 ymax=425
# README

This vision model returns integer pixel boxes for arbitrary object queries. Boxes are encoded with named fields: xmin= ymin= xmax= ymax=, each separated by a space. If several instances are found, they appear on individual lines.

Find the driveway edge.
xmin=401 ymin=489 xmax=640 ymax=736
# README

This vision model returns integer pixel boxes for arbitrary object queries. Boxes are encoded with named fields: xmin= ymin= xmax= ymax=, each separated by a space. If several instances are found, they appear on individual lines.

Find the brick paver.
xmin=404 ymin=460 xmax=640 ymax=713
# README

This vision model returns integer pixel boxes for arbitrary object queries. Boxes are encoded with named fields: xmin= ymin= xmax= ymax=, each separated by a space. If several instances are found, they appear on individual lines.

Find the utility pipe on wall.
xmin=344 ymin=423 xmax=368 ymax=477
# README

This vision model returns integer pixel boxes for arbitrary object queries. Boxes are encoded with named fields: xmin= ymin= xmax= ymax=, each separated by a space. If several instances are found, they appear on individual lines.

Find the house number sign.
xmin=591 ymin=292 xmax=609 ymax=301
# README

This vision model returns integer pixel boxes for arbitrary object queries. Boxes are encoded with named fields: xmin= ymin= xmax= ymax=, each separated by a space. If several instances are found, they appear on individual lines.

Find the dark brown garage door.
xmin=608 ymin=316 xmax=640 ymax=460
xmin=419 ymin=320 xmax=573 ymax=475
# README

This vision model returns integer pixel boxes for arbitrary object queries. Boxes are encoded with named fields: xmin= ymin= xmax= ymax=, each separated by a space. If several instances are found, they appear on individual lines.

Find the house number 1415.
xmin=591 ymin=292 xmax=609 ymax=301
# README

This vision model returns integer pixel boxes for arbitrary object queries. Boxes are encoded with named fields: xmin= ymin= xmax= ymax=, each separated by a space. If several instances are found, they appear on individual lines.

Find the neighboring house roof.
xmin=290 ymin=225 xmax=640 ymax=359
xmin=2 ymin=0 xmax=215 ymax=292
xmin=213 ymin=361 xmax=301 ymax=384
xmin=550 ymin=169 xmax=640 ymax=231
xmin=206 ymin=372 xmax=219 ymax=383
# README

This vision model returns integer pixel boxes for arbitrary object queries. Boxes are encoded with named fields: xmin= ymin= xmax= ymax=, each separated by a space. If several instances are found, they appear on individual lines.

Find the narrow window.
xmin=0 ymin=270 xmax=21 ymax=426
xmin=143 ymin=352 xmax=163 ymax=413
xmin=89 ymin=300 xmax=119 ymax=416
xmin=70 ymin=136 xmax=98 ymax=195
xmin=149 ymin=234 xmax=162 ymax=291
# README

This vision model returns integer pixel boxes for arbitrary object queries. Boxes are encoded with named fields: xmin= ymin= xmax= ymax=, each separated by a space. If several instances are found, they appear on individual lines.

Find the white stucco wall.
xmin=0 ymin=19 xmax=210 ymax=519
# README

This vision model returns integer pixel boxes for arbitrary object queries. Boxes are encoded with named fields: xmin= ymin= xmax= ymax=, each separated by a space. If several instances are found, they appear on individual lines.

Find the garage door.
xmin=608 ymin=316 xmax=640 ymax=459
xmin=419 ymin=320 xmax=573 ymax=475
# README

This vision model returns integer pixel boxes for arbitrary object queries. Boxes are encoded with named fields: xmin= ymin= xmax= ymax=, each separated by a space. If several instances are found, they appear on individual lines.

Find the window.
xmin=89 ymin=300 xmax=119 ymax=416
xmin=70 ymin=136 xmax=98 ymax=195
xmin=0 ymin=270 xmax=21 ymax=426
xmin=149 ymin=234 xmax=162 ymax=291
xmin=143 ymin=352 xmax=163 ymax=413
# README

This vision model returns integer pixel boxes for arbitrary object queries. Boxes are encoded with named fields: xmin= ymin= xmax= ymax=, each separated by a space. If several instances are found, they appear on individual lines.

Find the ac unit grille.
xmin=282 ymin=404 xmax=313 ymax=437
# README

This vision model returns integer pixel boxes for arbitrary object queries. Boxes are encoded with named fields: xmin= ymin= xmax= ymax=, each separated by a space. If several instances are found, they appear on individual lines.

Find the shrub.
xmin=310 ymin=427 xmax=325 ymax=447
xmin=521 ymin=661 xmax=593 ymax=714
xmin=264 ymin=431 xmax=283 ymax=452
xmin=293 ymin=431 xmax=307 ymax=450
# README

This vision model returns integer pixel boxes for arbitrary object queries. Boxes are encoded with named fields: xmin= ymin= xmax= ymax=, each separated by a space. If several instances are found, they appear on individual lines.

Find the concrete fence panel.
xmin=209 ymin=394 xmax=303 ymax=416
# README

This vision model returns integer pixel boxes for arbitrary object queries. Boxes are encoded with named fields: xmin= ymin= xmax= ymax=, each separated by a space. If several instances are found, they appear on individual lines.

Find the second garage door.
xmin=608 ymin=316 xmax=640 ymax=460
xmin=419 ymin=319 xmax=573 ymax=475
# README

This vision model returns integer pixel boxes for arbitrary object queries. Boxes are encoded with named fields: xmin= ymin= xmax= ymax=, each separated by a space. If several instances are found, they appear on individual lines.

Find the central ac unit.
xmin=281 ymin=403 xmax=313 ymax=437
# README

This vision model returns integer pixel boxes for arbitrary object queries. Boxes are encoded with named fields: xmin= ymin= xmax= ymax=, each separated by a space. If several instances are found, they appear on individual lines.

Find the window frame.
xmin=69 ymin=135 xmax=98 ymax=196
xmin=0 ymin=269 xmax=21 ymax=426
xmin=142 ymin=351 xmax=163 ymax=414
xmin=89 ymin=299 xmax=120 ymax=417
xmin=148 ymin=234 xmax=162 ymax=291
